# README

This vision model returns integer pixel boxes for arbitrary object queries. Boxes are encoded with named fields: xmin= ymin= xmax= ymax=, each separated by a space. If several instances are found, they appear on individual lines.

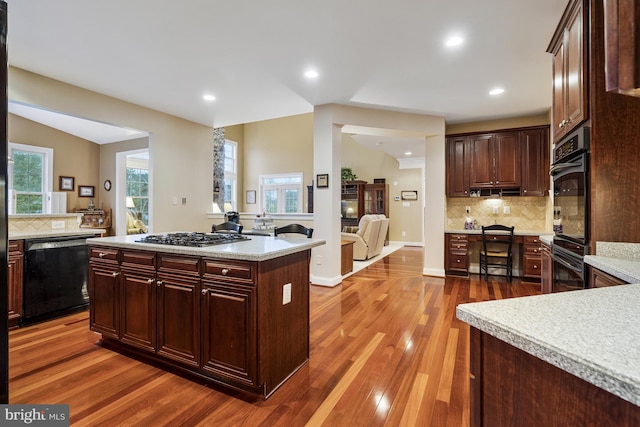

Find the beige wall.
xmin=242 ymin=113 xmax=314 ymax=214
xmin=9 ymin=67 xmax=214 ymax=233
xmin=8 ymin=113 xmax=100 ymax=212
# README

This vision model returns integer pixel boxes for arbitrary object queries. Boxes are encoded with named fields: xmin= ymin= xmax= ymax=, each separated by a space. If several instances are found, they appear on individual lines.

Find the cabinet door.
xmin=541 ymin=245 xmax=552 ymax=294
xmin=469 ymin=134 xmax=494 ymax=188
xmin=493 ymin=132 xmax=520 ymax=188
xmin=201 ymin=281 xmax=257 ymax=387
xmin=156 ymin=273 xmax=200 ymax=367
xmin=446 ymin=136 xmax=470 ymax=196
xmin=8 ymin=253 xmax=23 ymax=324
xmin=551 ymin=41 xmax=566 ymax=141
xmin=89 ymin=261 xmax=120 ymax=338
xmin=521 ymin=128 xmax=550 ymax=196
xmin=564 ymin=1 xmax=586 ymax=133
xmin=120 ymin=268 xmax=156 ymax=352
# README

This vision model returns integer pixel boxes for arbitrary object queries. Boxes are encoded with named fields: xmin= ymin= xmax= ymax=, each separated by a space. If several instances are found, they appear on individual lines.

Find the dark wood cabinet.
xmin=589 ymin=266 xmax=628 ymax=287
xmin=548 ymin=0 xmax=588 ymax=142
xmin=8 ymin=240 xmax=23 ymax=328
xmin=446 ymin=136 xmax=470 ymax=197
xmin=445 ymin=234 xmax=469 ymax=275
xmin=520 ymin=128 xmax=550 ymax=196
xmin=522 ymin=236 xmax=542 ymax=280
xmin=363 ymin=183 xmax=389 ymax=217
xmin=89 ymin=244 xmax=311 ymax=399
xmin=541 ymin=241 xmax=552 ymax=294
xmin=447 ymin=126 xmax=548 ymax=197
xmin=604 ymin=0 xmax=640 ymax=97
xmin=341 ymin=181 xmax=388 ymax=228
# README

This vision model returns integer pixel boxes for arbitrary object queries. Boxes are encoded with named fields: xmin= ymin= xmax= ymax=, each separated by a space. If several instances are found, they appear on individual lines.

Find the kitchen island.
xmin=87 ymin=233 xmax=324 ymax=399
xmin=457 ymin=285 xmax=640 ymax=426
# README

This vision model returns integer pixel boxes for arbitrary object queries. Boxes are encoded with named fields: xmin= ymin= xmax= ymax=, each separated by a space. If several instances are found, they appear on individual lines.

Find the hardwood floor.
xmin=9 ymin=247 xmax=540 ymax=426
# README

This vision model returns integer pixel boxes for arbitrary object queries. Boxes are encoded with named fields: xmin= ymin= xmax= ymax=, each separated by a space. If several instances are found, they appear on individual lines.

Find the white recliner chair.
xmin=341 ymin=214 xmax=389 ymax=261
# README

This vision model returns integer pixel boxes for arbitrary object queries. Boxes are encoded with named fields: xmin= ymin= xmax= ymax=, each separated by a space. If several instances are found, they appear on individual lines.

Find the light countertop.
xmin=585 ymin=241 xmax=640 ymax=284
xmin=9 ymin=229 xmax=107 ymax=240
xmin=87 ymin=233 xmax=325 ymax=262
xmin=445 ymin=228 xmax=548 ymax=236
xmin=457 ymin=285 xmax=640 ymax=407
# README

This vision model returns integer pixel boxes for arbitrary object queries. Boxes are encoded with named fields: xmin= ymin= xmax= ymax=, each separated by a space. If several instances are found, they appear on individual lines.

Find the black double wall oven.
xmin=549 ymin=127 xmax=589 ymax=292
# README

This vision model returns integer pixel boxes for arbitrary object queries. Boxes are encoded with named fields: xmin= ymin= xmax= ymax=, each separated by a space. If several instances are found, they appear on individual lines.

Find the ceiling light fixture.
xmin=445 ymin=36 xmax=464 ymax=47
xmin=304 ymin=70 xmax=319 ymax=79
xmin=405 ymin=151 xmax=412 ymax=156
xmin=203 ymin=94 xmax=216 ymax=101
xmin=489 ymin=88 xmax=505 ymax=96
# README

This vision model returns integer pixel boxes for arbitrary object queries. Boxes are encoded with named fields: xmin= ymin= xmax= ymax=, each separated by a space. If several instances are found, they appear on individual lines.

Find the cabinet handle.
xmin=201 ymin=289 xmax=208 ymax=295
xmin=221 ymin=268 xmax=229 ymax=275
xmin=147 ymin=279 xmax=154 ymax=285
xmin=111 ymin=272 xmax=119 ymax=277
xmin=156 ymin=280 xmax=163 ymax=287
xmin=99 ymin=252 xmax=106 ymax=258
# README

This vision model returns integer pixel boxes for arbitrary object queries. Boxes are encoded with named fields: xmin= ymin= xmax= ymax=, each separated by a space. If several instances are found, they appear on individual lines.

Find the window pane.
xmin=264 ymin=189 xmax=278 ymax=213
xmin=16 ymin=194 xmax=44 ymax=214
xmin=284 ymin=189 xmax=299 ymax=213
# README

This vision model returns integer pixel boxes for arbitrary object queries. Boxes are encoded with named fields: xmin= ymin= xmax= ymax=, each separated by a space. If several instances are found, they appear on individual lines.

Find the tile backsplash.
xmin=9 ymin=214 xmax=81 ymax=232
xmin=447 ymin=196 xmax=552 ymax=232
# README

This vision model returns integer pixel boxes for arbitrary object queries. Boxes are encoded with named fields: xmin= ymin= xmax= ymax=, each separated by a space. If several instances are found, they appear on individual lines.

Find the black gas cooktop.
xmin=137 ymin=232 xmax=249 ymax=247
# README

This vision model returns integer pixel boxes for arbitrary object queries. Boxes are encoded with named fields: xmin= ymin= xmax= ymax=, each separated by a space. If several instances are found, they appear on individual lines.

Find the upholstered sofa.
xmin=340 ymin=214 xmax=389 ymax=261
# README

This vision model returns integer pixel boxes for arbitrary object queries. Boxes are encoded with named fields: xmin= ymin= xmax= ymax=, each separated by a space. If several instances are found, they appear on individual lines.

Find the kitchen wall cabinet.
xmin=604 ymin=0 xmax=640 ymax=97
xmin=470 ymin=132 xmax=520 ymax=189
xmin=548 ymin=0 xmax=588 ymax=142
xmin=446 ymin=136 xmax=470 ymax=197
xmin=541 ymin=240 xmax=552 ymax=294
xmin=446 ymin=126 xmax=549 ymax=198
xmin=589 ymin=266 xmax=628 ymax=287
xmin=520 ymin=128 xmax=550 ymax=196
xmin=8 ymin=240 xmax=23 ymax=328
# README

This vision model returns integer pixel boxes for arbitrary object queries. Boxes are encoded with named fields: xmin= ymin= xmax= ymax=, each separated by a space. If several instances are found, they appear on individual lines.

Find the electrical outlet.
xmin=51 ymin=220 xmax=65 ymax=229
xmin=182 ymin=197 xmax=187 ymax=205
xmin=465 ymin=206 xmax=471 ymax=214
xmin=402 ymin=231 xmax=406 ymax=237
xmin=503 ymin=206 xmax=510 ymax=214
xmin=282 ymin=283 xmax=292 ymax=305
xmin=316 ymin=255 xmax=322 ymax=265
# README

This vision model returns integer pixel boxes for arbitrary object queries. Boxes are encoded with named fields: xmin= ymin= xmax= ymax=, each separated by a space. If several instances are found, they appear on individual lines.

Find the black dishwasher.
xmin=22 ymin=235 xmax=90 ymax=325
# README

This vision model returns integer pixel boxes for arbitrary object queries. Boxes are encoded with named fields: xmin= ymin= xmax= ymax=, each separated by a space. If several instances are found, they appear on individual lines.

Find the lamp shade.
xmin=126 ymin=197 xmax=135 ymax=208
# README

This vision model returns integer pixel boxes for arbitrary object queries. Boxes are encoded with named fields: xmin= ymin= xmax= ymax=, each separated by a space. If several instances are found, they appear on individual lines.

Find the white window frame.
xmin=8 ymin=142 xmax=54 ymax=214
xmin=259 ymin=172 xmax=303 ymax=214
xmin=224 ymin=140 xmax=238 ymax=210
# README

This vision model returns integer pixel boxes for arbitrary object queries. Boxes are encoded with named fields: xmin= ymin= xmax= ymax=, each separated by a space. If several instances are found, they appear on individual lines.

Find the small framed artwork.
xmin=316 ymin=174 xmax=329 ymax=188
xmin=246 ymin=190 xmax=256 ymax=204
xmin=78 ymin=185 xmax=95 ymax=198
xmin=59 ymin=176 xmax=75 ymax=191
xmin=401 ymin=190 xmax=418 ymax=200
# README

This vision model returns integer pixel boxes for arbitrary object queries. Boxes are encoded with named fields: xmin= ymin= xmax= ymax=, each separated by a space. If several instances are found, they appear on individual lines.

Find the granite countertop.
xmin=584 ymin=241 xmax=640 ymax=284
xmin=445 ymin=228 xmax=548 ymax=236
xmin=540 ymin=234 xmax=554 ymax=246
xmin=87 ymin=233 xmax=325 ymax=262
xmin=457 ymin=285 xmax=640 ymax=407
xmin=10 ymin=229 xmax=107 ymax=240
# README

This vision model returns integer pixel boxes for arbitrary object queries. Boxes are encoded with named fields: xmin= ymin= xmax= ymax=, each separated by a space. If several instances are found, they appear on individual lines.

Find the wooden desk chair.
xmin=274 ymin=224 xmax=313 ymax=238
xmin=212 ymin=221 xmax=243 ymax=234
xmin=480 ymin=224 xmax=515 ymax=281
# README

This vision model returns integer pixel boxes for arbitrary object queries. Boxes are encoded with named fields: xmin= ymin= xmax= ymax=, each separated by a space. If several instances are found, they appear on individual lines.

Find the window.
xmin=259 ymin=173 xmax=303 ymax=213
xmin=9 ymin=143 xmax=53 ymax=214
xmin=224 ymin=140 xmax=237 ymax=210
xmin=126 ymin=152 xmax=149 ymax=224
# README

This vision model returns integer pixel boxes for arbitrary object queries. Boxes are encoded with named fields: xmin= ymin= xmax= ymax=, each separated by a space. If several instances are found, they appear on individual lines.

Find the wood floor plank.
xmin=8 ymin=247 xmax=540 ymax=426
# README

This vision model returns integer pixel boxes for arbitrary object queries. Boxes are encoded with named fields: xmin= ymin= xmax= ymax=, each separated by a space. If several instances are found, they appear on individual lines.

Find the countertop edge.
xmin=456 ymin=298 xmax=640 ymax=407
xmin=445 ymin=229 xmax=549 ymax=236
xmin=10 ymin=229 xmax=106 ymax=240
xmin=87 ymin=236 xmax=325 ymax=262
xmin=584 ymin=255 xmax=640 ymax=284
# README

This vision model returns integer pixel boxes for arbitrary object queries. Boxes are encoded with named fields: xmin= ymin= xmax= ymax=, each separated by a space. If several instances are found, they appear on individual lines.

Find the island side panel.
xmin=258 ymin=249 xmax=311 ymax=397
xmin=475 ymin=328 xmax=640 ymax=427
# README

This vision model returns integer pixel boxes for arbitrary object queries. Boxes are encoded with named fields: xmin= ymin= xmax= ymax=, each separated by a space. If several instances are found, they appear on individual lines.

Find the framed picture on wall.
xmin=59 ymin=176 xmax=75 ymax=191
xmin=78 ymin=185 xmax=95 ymax=197
xmin=316 ymin=174 xmax=329 ymax=188
xmin=246 ymin=190 xmax=256 ymax=204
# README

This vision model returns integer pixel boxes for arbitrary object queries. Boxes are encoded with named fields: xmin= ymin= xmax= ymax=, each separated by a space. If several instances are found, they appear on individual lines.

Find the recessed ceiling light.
xmin=203 ymin=94 xmax=216 ymax=101
xmin=405 ymin=151 xmax=413 ymax=156
xmin=445 ymin=36 xmax=464 ymax=47
xmin=489 ymin=88 xmax=505 ymax=96
xmin=304 ymin=70 xmax=319 ymax=79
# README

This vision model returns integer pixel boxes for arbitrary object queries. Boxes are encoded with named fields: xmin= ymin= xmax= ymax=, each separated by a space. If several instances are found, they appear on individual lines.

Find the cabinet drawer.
xmin=158 ymin=254 xmax=200 ymax=276
xmin=121 ymin=250 xmax=156 ymax=268
xmin=524 ymin=236 xmax=541 ymax=245
xmin=449 ymin=234 xmax=469 ymax=242
xmin=523 ymin=254 xmax=542 ymax=277
xmin=90 ymin=246 xmax=119 ymax=262
xmin=9 ymin=240 xmax=23 ymax=254
xmin=448 ymin=253 xmax=469 ymax=272
xmin=203 ymin=260 xmax=254 ymax=282
xmin=524 ymin=244 xmax=542 ymax=255
xmin=449 ymin=241 xmax=469 ymax=252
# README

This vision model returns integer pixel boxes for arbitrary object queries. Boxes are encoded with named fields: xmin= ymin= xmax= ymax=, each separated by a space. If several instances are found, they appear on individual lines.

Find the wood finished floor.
xmin=8 ymin=247 xmax=540 ymax=426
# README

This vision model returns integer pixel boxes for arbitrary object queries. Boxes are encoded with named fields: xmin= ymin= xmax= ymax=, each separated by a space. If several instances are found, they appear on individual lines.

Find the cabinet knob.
xmin=111 ymin=272 xmax=119 ymax=277
xmin=201 ymin=289 xmax=208 ymax=295
xmin=221 ymin=268 xmax=229 ymax=275
xmin=99 ymin=252 xmax=106 ymax=258
xmin=156 ymin=280 xmax=163 ymax=287
xmin=147 ymin=279 xmax=154 ymax=285
xmin=534 ymin=265 xmax=538 ymax=269
xmin=523 ymin=190 xmax=527 ymax=193
xmin=456 ymin=259 xmax=461 ymax=263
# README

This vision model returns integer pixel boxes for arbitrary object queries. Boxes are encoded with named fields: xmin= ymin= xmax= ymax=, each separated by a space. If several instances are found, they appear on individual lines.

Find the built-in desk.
xmin=445 ymin=230 xmax=548 ymax=280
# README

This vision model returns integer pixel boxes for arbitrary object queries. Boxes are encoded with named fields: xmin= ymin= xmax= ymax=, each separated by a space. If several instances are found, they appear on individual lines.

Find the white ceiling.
xmin=6 ymin=0 xmax=567 ymax=159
